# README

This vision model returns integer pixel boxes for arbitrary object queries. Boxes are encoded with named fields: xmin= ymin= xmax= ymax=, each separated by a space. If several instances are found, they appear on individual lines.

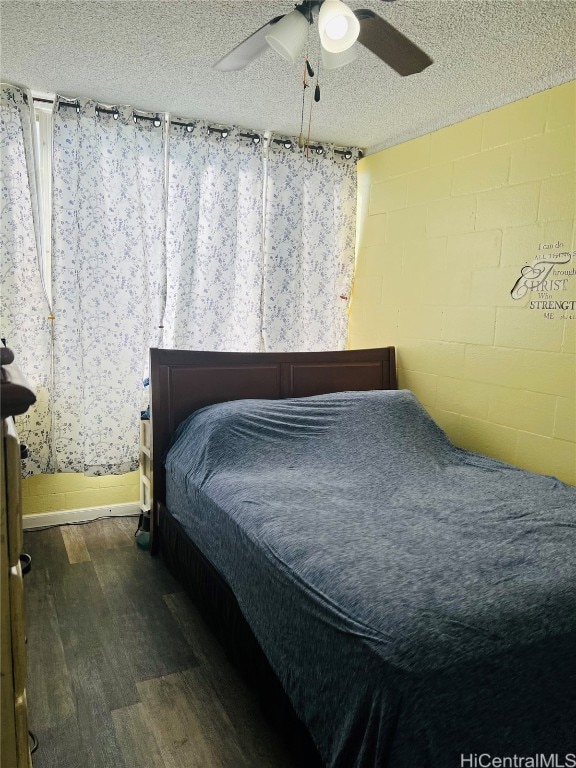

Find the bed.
xmin=150 ymin=347 xmax=576 ymax=768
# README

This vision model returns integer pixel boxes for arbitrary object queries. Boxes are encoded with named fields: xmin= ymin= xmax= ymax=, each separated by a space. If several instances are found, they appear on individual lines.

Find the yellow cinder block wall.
xmin=22 ymin=471 xmax=139 ymax=516
xmin=349 ymin=81 xmax=576 ymax=485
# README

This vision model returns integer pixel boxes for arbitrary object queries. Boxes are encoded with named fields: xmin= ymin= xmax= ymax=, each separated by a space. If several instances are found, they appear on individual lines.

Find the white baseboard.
xmin=23 ymin=502 xmax=141 ymax=529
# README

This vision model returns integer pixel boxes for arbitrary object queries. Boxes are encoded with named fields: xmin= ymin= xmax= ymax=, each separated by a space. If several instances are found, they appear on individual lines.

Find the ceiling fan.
xmin=214 ymin=0 xmax=433 ymax=75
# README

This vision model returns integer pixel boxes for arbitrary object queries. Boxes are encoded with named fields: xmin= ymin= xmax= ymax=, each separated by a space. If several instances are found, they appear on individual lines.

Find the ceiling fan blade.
xmin=354 ymin=9 xmax=433 ymax=76
xmin=213 ymin=15 xmax=284 ymax=71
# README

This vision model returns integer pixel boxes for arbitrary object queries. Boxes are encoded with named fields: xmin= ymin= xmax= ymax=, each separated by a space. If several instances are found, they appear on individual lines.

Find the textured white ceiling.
xmin=1 ymin=0 xmax=575 ymax=152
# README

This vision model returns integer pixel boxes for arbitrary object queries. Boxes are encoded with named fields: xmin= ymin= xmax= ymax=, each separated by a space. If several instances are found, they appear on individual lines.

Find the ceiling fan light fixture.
xmin=265 ymin=8 xmax=309 ymax=63
xmin=318 ymin=0 xmax=360 ymax=53
xmin=321 ymin=43 xmax=358 ymax=70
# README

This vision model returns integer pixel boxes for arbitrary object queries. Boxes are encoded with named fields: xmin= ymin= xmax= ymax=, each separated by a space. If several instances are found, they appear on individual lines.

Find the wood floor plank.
xmin=61 ymin=524 xmax=92 ymax=564
xmin=24 ymin=526 xmax=69 ymax=577
xmin=30 ymin=708 xmax=126 ymax=768
xmin=25 ymin=566 xmax=76 ymax=730
xmin=113 ymin=515 xmax=141 ymax=539
xmin=54 ymin=561 xmax=140 ymax=711
xmin=95 ymin=539 xmax=184 ymax=598
xmin=27 ymin=713 xmax=88 ymax=768
xmin=92 ymin=548 xmax=198 ymax=682
xmin=111 ymin=702 xmax=170 ymax=768
xmin=164 ymin=591 xmax=298 ymax=768
xmin=73 ymin=692 xmax=128 ymax=768
xmin=80 ymin=517 xmax=137 ymax=558
xmin=138 ymin=668 xmax=251 ymax=768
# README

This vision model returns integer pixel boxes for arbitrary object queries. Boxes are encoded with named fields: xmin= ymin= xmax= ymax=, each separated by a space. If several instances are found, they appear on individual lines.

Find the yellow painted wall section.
xmin=349 ymin=81 xmax=576 ymax=485
xmin=22 ymin=471 xmax=139 ymax=516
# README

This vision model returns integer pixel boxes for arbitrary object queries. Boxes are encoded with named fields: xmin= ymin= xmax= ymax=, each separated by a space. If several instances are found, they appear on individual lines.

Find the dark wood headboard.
xmin=149 ymin=347 xmax=396 ymax=552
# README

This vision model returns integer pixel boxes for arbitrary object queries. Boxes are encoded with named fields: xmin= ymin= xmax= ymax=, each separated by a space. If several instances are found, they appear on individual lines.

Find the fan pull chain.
xmin=306 ymin=66 xmax=321 ymax=159
xmin=306 ymin=86 xmax=313 ymax=159
xmin=298 ymin=18 xmax=313 ymax=150
xmin=299 ymin=56 xmax=311 ymax=149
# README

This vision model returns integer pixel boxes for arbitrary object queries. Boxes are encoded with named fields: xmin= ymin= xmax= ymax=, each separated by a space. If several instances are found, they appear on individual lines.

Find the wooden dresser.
xmin=1 ymin=349 xmax=35 ymax=768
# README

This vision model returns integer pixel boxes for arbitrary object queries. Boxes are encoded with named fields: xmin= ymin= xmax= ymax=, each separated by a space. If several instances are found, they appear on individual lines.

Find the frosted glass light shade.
xmin=318 ymin=0 xmax=360 ymax=53
xmin=321 ymin=43 xmax=358 ymax=70
xmin=265 ymin=9 xmax=309 ymax=63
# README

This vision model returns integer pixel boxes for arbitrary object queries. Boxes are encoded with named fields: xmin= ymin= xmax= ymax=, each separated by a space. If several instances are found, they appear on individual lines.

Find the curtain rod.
xmin=28 ymin=95 xmax=357 ymax=157
xmin=33 ymin=100 xmax=235 ymax=135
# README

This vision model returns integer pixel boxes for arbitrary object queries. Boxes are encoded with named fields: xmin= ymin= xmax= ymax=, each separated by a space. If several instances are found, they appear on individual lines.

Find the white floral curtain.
xmin=262 ymin=140 xmax=358 ymax=351
xmin=51 ymin=100 xmax=165 ymax=474
xmin=4 ymin=82 xmax=359 ymax=478
xmin=163 ymin=122 xmax=264 ymax=351
xmin=0 ymin=83 xmax=53 ymax=474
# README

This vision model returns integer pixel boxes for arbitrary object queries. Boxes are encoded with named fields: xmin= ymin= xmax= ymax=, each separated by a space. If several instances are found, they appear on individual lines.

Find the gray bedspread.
xmin=165 ymin=389 xmax=576 ymax=767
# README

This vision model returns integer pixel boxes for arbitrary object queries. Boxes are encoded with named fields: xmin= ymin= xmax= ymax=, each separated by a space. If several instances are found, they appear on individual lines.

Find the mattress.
xmin=165 ymin=389 xmax=576 ymax=768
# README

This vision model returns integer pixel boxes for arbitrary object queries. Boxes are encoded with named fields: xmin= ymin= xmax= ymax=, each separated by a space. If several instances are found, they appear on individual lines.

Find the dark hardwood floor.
xmin=24 ymin=517 xmax=298 ymax=768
